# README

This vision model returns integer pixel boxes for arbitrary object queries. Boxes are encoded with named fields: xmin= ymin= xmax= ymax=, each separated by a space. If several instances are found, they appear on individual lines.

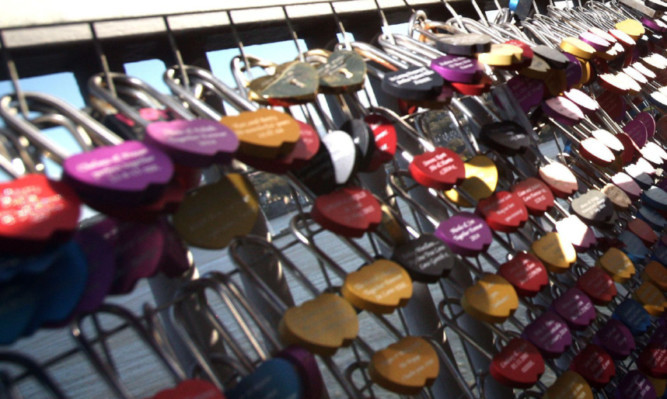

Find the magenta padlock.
xmin=63 ymin=140 xmax=175 ymax=206
xmin=551 ymin=287 xmax=596 ymax=330
xmin=430 ymin=55 xmax=482 ymax=83
xmin=435 ymin=213 xmax=493 ymax=257
xmin=522 ymin=310 xmax=572 ymax=358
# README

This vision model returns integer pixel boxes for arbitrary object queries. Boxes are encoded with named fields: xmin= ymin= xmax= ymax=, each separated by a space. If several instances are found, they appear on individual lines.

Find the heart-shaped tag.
xmin=539 ymin=162 xmax=579 ymax=198
xmin=364 ymin=114 xmax=397 ymax=171
xmin=532 ymin=45 xmax=569 ymax=69
xmin=409 ymin=147 xmax=466 ymax=190
xmin=634 ymin=281 xmax=666 ymax=316
xmin=602 ymin=183 xmax=632 ymax=210
xmin=596 ymin=247 xmax=636 ymax=283
xmin=641 ymin=143 xmax=667 ymax=167
xmin=173 ymin=173 xmax=259 ymax=249
xmin=237 ymin=120 xmax=320 ymax=174
xmin=541 ymin=96 xmax=585 ymax=125
xmin=311 ymin=186 xmax=381 ymax=238
xmin=642 ymin=186 xmax=667 ymax=211
xmin=638 ymin=343 xmax=667 ymax=378
xmin=564 ymin=89 xmax=598 ymax=114
xmin=555 ymin=215 xmax=597 ymax=252
xmin=276 ymin=346 xmax=323 ymax=399
xmin=511 ymin=177 xmax=555 ymax=216
xmin=596 ymin=91 xmax=626 ymax=123
xmin=490 ymin=338 xmax=545 ymax=388
xmin=593 ymin=319 xmax=636 ymax=360
xmin=434 ymin=33 xmax=492 ymax=55
xmin=638 ymin=206 xmax=667 ymax=230
xmin=63 ymin=141 xmax=174 ymax=206
xmin=24 ymin=240 xmax=88 ymax=334
xmin=342 ymin=259 xmax=413 ymax=314
xmin=579 ymin=138 xmax=616 ymax=166
xmin=435 ymin=212 xmax=493 ymax=256
xmin=279 ymin=293 xmax=358 ymax=356
xmin=624 ymin=119 xmax=649 ymax=148
xmin=570 ymin=344 xmax=616 ymax=388
xmin=479 ymin=121 xmax=531 ymax=155
xmin=247 ymin=60 xmax=318 ymax=105
xmin=619 ymin=230 xmax=650 ymax=262
xmin=613 ymin=299 xmax=652 ymax=336
xmin=506 ymin=75 xmax=545 ymax=112
xmin=576 ymin=267 xmax=616 ymax=305
xmin=498 ymin=252 xmax=548 ymax=297
xmin=552 ymin=287 xmax=596 ymax=330
xmin=151 ymin=380 xmax=224 ymax=399
xmin=570 ymin=190 xmax=615 ymax=226
xmin=382 ymin=66 xmax=444 ymax=101
xmin=430 ymin=55 xmax=482 ymax=83
xmin=391 ymin=234 xmax=455 ymax=283
xmin=461 ymin=274 xmax=519 ymax=323
xmin=628 ymin=218 xmax=658 ymax=246
xmin=144 ymin=119 xmax=238 ymax=167
xmin=644 ymin=261 xmax=667 ymax=291
xmin=317 ymin=50 xmax=366 ymax=94
xmin=531 ymin=232 xmax=577 ymax=273
xmin=445 ymin=155 xmax=498 ymax=206
xmin=560 ymin=37 xmax=596 ymax=60
xmin=522 ymin=310 xmax=572 ymax=357
xmin=615 ymin=371 xmax=657 ymax=399
xmin=0 ymin=277 xmax=38 ymax=345
xmin=591 ymin=129 xmax=624 ymax=153
xmin=624 ymin=65 xmax=649 ymax=84
xmin=543 ymin=370 xmax=593 ymax=399
xmin=369 ymin=336 xmax=439 ymax=395
xmin=476 ymin=191 xmax=529 ymax=232
xmin=225 ymin=358 xmax=302 ymax=399
xmin=220 ymin=109 xmax=301 ymax=159
xmin=612 ymin=172 xmax=643 ymax=200
xmin=0 ymin=174 xmax=81 ymax=254
xmin=322 ymin=130 xmax=358 ymax=185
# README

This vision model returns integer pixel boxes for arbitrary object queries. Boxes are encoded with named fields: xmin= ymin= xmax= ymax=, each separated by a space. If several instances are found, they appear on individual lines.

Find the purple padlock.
xmin=435 ymin=213 xmax=493 ymax=257
xmin=615 ymin=370 xmax=657 ymax=399
xmin=430 ymin=55 xmax=482 ymax=83
xmin=624 ymin=119 xmax=649 ymax=148
xmin=145 ymin=119 xmax=239 ymax=168
xmin=552 ymin=287 xmax=596 ymax=330
xmin=63 ymin=140 xmax=174 ymax=206
xmin=522 ymin=310 xmax=572 ymax=358
xmin=564 ymin=54 xmax=583 ymax=89
xmin=635 ymin=112 xmax=657 ymax=139
xmin=563 ymin=89 xmax=599 ymax=115
xmin=506 ymin=76 xmax=545 ymax=113
xmin=593 ymin=319 xmax=636 ymax=359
